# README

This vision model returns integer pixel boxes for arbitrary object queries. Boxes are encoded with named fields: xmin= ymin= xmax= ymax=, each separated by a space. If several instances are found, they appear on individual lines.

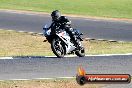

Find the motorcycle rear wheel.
xmin=75 ymin=47 xmax=85 ymax=57
xmin=51 ymin=38 xmax=65 ymax=58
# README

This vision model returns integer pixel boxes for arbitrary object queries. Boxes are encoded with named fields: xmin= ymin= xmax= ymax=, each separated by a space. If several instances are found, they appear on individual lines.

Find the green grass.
xmin=0 ymin=29 xmax=132 ymax=57
xmin=0 ymin=0 xmax=132 ymax=18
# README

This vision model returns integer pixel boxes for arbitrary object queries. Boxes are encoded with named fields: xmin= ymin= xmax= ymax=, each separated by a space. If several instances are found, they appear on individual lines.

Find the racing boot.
xmin=73 ymin=37 xmax=83 ymax=50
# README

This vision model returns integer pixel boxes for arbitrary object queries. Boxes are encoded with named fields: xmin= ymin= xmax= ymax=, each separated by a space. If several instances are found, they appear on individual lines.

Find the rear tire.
xmin=51 ymin=38 xmax=65 ymax=58
xmin=75 ymin=47 xmax=85 ymax=57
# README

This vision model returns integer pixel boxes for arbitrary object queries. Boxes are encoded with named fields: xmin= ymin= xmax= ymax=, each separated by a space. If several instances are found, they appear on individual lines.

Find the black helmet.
xmin=51 ymin=10 xmax=61 ymax=21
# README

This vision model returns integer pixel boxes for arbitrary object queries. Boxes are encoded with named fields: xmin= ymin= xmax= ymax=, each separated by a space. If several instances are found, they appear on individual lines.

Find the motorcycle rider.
xmin=49 ymin=10 xmax=80 ymax=49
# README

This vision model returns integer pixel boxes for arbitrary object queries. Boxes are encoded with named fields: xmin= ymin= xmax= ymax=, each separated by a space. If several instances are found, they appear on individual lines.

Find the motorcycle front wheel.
xmin=51 ymin=38 xmax=65 ymax=58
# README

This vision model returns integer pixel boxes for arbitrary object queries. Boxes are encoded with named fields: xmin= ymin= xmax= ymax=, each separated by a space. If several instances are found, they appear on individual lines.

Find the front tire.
xmin=51 ymin=38 xmax=65 ymax=58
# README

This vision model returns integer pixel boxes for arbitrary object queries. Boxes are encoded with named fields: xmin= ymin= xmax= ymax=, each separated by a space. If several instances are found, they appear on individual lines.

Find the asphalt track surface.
xmin=0 ymin=55 xmax=132 ymax=88
xmin=0 ymin=10 xmax=132 ymax=41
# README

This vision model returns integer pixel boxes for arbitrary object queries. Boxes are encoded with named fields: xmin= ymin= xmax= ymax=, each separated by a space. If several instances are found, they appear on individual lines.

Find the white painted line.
xmin=44 ymin=53 xmax=132 ymax=58
xmin=0 ymin=77 xmax=75 ymax=81
xmin=45 ymin=53 xmax=132 ymax=57
xmin=57 ymin=77 xmax=75 ymax=79
xmin=0 ymin=53 xmax=132 ymax=60
xmin=18 ymin=31 xmax=26 ymax=33
xmin=0 ymin=57 xmax=13 ymax=59
xmin=86 ymin=53 xmax=132 ymax=57
xmin=35 ymin=77 xmax=75 ymax=80
xmin=28 ymin=32 xmax=35 ymax=34
xmin=38 ymin=33 xmax=43 ymax=35
xmin=97 ymin=39 xmax=107 ymax=41
xmin=7 ymin=30 xmax=14 ymax=32
xmin=84 ymin=38 xmax=91 ymax=40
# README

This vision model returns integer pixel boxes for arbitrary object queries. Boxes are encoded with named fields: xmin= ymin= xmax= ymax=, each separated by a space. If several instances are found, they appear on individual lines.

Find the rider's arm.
xmin=60 ymin=16 xmax=71 ymax=25
xmin=48 ymin=21 xmax=54 ymax=29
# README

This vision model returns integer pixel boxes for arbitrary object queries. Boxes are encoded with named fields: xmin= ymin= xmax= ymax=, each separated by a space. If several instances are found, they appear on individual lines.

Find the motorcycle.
xmin=43 ymin=24 xmax=85 ymax=58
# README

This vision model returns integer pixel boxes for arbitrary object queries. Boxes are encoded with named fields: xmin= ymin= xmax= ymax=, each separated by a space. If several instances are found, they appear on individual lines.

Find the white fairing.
xmin=43 ymin=24 xmax=76 ymax=54
xmin=57 ymin=31 xmax=76 ymax=54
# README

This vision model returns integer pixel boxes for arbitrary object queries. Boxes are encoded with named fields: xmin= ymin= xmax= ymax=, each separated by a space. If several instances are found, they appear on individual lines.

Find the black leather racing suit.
xmin=49 ymin=16 xmax=79 ymax=46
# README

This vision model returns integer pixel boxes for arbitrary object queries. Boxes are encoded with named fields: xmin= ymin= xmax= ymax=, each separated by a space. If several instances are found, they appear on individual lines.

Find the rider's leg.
xmin=67 ymin=29 xmax=80 ymax=47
